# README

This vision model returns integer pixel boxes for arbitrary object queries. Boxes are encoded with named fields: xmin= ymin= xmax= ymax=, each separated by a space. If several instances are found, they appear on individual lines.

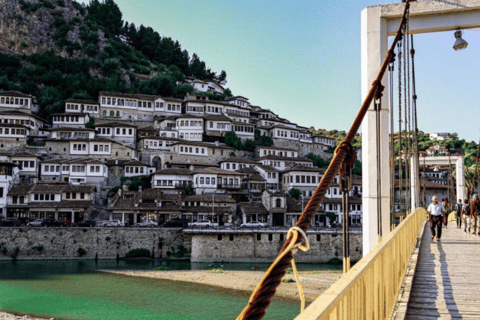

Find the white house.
xmin=95 ymin=122 xmax=137 ymax=148
xmin=151 ymin=168 xmax=193 ymax=192
xmin=218 ymin=157 xmax=258 ymax=171
xmin=41 ymin=158 xmax=109 ymax=186
xmin=0 ymin=91 xmax=35 ymax=113
xmin=64 ymin=99 xmax=100 ymax=115
xmin=52 ymin=113 xmax=91 ymax=128
xmin=0 ymin=162 xmax=20 ymax=218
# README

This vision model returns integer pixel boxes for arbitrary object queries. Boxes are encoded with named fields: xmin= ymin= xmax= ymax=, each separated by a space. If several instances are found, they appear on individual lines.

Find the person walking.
xmin=442 ymin=198 xmax=450 ymax=228
xmin=470 ymin=195 xmax=480 ymax=236
xmin=456 ymin=199 xmax=463 ymax=229
xmin=463 ymin=199 xmax=471 ymax=234
xmin=427 ymin=196 xmax=445 ymax=241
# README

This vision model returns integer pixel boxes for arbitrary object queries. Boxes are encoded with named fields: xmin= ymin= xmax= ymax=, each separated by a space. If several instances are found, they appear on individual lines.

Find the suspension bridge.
xmin=235 ymin=1 xmax=480 ymax=319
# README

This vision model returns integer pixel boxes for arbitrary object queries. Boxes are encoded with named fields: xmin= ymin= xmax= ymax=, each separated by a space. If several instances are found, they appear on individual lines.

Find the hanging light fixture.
xmin=453 ymin=29 xmax=468 ymax=51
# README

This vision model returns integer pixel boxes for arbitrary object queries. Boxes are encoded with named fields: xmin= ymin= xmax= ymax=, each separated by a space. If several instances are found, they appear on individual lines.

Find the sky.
xmin=79 ymin=0 xmax=480 ymax=142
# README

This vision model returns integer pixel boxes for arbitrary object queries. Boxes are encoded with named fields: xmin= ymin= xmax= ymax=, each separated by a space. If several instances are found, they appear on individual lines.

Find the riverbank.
xmin=104 ymin=268 xmax=342 ymax=302
xmin=0 ymin=312 xmax=47 ymax=320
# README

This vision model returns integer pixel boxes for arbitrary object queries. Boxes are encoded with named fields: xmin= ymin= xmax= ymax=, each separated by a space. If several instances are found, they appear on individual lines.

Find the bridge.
xmin=235 ymin=1 xmax=480 ymax=319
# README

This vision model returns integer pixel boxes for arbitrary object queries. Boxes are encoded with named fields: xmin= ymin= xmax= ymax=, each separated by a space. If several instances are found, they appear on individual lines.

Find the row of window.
xmin=33 ymin=194 xmax=56 ymax=201
xmin=224 ymin=163 xmax=253 ymax=170
xmin=14 ymin=160 xmax=35 ymax=169
xmin=209 ymin=122 xmax=230 ymax=130
xmin=59 ymin=132 xmax=90 ymax=139
xmin=93 ymin=144 xmax=110 ymax=152
xmin=66 ymin=104 xmax=98 ymax=112
xmin=0 ymin=97 xmax=29 ymax=106
xmin=234 ymin=125 xmax=254 ymax=133
xmin=186 ymin=106 xmax=204 ymax=113
xmin=44 ymin=165 xmax=102 ymax=173
xmin=0 ymin=128 xmax=26 ymax=135
xmin=53 ymin=115 xmax=82 ymax=123
xmin=179 ymin=133 xmax=202 ymax=140
xmin=179 ymin=146 xmax=206 ymax=154
xmin=98 ymin=128 xmax=134 ymax=136
xmin=225 ymin=108 xmax=249 ymax=117
xmin=178 ymin=120 xmax=202 ymax=127
xmin=144 ymin=140 xmax=172 ymax=148
xmin=0 ymin=119 xmax=35 ymax=127
xmin=125 ymin=166 xmax=145 ymax=174
xmin=261 ymin=150 xmax=297 ymax=157
xmin=65 ymin=192 xmax=86 ymax=199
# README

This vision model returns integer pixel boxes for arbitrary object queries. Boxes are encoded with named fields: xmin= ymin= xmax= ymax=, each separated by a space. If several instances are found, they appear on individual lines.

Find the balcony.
xmin=175 ymin=182 xmax=193 ymax=189
xmin=160 ymin=127 xmax=177 ymax=131
xmin=217 ymin=184 xmax=241 ymax=190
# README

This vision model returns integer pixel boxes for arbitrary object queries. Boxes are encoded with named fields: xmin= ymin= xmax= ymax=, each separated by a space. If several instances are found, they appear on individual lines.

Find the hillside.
xmin=310 ymin=128 xmax=478 ymax=167
xmin=0 ymin=0 xmax=230 ymax=121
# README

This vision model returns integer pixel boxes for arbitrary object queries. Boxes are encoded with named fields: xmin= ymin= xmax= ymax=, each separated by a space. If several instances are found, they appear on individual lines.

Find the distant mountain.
xmin=0 ymin=0 xmax=230 ymax=121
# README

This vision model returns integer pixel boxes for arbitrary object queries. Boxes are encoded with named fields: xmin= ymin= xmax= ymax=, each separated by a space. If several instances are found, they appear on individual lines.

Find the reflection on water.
xmin=0 ymin=260 xmax=327 ymax=320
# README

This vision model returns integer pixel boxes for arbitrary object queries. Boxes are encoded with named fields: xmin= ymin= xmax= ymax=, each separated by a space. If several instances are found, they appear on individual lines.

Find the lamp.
xmin=453 ymin=30 xmax=468 ymax=51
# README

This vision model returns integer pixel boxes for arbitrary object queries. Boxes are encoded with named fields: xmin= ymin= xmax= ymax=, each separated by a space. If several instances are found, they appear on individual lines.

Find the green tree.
xmin=287 ymin=188 xmax=301 ymax=200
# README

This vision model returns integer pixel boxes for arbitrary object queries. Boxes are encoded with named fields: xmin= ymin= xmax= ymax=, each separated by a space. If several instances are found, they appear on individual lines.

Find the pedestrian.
xmin=470 ymin=195 xmax=480 ymax=236
xmin=456 ymin=199 xmax=463 ymax=229
xmin=463 ymin=199 xmax=471 ymax=234
xmin=427 ymin=196 xmax=445 ymax=241
xmin=442 ymin=198 xmax=450 ymax=228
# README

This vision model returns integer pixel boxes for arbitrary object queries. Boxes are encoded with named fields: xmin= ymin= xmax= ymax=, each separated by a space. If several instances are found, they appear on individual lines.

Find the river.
xmin=0 ymin=260 xmax=338 ymax=319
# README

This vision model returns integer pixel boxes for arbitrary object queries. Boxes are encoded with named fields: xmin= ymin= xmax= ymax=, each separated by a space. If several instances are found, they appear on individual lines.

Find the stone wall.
xmin=0 ymin=228 xmax=192 ymax=260
xmin=271 ymin=138 xmax=328 ymax=159
xmin=191 ymin=231 xmax=362 ymax=263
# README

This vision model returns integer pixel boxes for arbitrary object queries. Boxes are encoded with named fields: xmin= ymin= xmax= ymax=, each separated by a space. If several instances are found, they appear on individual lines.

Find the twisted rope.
xmin=237 ymin=3 xmax=411 ymax=319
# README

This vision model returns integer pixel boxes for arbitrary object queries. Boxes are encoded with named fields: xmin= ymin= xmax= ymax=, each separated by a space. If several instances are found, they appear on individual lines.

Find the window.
xmin=200 ymin=177 xmax=204 ymax=184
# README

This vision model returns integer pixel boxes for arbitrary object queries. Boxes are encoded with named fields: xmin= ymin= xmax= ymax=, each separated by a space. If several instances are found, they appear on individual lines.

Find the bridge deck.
xmin=406 ymin=223 xmax=480 ymax=319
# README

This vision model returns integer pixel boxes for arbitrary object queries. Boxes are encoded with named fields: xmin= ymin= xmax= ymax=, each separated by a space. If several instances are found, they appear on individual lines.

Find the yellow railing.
xmin=296 ymin=207 xmax=426 ymax=320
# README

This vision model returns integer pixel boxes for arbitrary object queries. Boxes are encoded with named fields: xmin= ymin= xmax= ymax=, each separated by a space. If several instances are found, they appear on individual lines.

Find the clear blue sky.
xmin=80 ymin=0 xmax=480 ymax=142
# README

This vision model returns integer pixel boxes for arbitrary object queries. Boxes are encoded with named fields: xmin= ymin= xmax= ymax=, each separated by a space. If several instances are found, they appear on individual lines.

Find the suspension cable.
xmin=403 ymin=28 xmax=409 ymax=216
xmin=398 ymin=39 xmax=403 ymax=217
xmin=406 ymin=21 xmax=411 ymax=214
xmin=389 ymin=60 xmax=395 ymax=226
xmin=410 ymin=34 xmax=419 ymax=209
xmin=236 ymin=3 xmax=411 ymax=319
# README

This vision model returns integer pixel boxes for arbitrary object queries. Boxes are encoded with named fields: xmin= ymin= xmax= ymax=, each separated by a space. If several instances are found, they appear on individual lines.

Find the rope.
xmin=236 ymin=3 xmax=411 ymax=319
xmin=389 ymin=60 xmax=396 ymax=226
xmin=236 ymin=226 xmax=310 ymax=319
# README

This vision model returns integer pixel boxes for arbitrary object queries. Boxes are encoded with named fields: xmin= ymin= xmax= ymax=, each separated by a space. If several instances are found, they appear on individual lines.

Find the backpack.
xmin=456 ymin=203 xmax=463 ymax=214
xmin=464 ymin=203 xmax=471 ymax=215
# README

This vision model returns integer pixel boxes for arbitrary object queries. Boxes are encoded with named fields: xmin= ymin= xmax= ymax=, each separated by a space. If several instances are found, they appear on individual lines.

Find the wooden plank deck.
xmin=406 ymin=223 xmax=480 ymax=319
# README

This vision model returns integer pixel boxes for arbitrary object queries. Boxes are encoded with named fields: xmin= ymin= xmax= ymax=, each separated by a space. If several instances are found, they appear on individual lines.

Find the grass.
xmin=210 ymin=268 xmax=224 ymax=273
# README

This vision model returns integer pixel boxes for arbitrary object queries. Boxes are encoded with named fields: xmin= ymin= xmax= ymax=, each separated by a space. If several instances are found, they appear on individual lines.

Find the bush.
xmin=77 ymin=247 xmax=87 ymax=257
xmin=43 ymin=0 xmax=55 ymax=9
xmin=105 ymin=236 xmax=111 ymax=241
xmin=125 ymin=248 xmax=151 ymax=258
xmin=32 ymin=245 xmax=44 ymax=252
xmin=287 ymin=188 xmax=301 ymax=200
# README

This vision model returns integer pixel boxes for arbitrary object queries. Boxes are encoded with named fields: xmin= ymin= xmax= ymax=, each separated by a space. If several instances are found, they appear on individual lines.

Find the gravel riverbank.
xmin=0 ymin=313 xmax=48 ymax=320
xmin=103 ymin=269 xmax=342 ymax=302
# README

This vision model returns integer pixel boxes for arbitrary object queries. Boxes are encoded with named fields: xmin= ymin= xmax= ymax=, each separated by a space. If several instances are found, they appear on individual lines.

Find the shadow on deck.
xmin=406 ymin=224 xmax=480 ymax=319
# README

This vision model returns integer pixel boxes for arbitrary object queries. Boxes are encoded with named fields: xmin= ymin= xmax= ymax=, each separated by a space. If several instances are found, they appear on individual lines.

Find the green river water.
xmin=0 ymin=260 xmax=339 ymax=319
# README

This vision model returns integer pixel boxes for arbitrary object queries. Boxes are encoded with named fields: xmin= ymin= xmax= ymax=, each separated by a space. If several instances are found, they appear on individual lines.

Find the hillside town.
xmin=0 ymin=80 xmax=457 ymax=229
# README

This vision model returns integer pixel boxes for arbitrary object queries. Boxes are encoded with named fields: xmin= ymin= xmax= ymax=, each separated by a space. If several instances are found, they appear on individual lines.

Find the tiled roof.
xmin=255 ymin=165 xmax=279 ymax=172
xmin=152 ymin=168 xmax=193 ymax=175
xmin=50 ymin=127 xmax=95 ymax=132
xmin=218 ymin=157 xmax=258 ymax=164
xmin=194 ymin=167 xmax=242 ymax=175
xmin=244 ymin=173 xmax=266 ymax=181
xmin=283 ymin=165 xmax=325 ymax=173
xmin=63 ymin=185 xmax=96 ymax=193
xmin=0 ymin=111 xmax=47 ymax=122
xmin=167 ymin=161 xmax=219 ymax=167
xmin=256 ymin=146 xmax=297 ymax=152
xmin=183 ymin=206 xmax=233 ymax=214
xmin=95 ymin=122 xmax=137 ymax=128
xmin=259 ymin=155 xmax=313 ymax=162
xmin=203 ymin=114 xmax=232 ymax=122
xmin=286 ymin=198 xmax=303 ymax=212
xmin=239 ymin=202 xmax=268 ymax=214
xmin=10 ymin=152 xmax=39 ymax=158
xmin=64 ymin=99 xmax=99 ymax=104
xmin=123 ymin=160 xmax=149 ymax=167
xmin=8 ymin=184 xmax=34 ymax=196
xmin=138 ymin=136 xmax=181 ymax=142
xmin=183 ymin=194 xmax=236 ymax=203
xmin=171 ymin=141 xmax=234 ymax=149
xmin=0 ymin=91 xmax=31 ymax=98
